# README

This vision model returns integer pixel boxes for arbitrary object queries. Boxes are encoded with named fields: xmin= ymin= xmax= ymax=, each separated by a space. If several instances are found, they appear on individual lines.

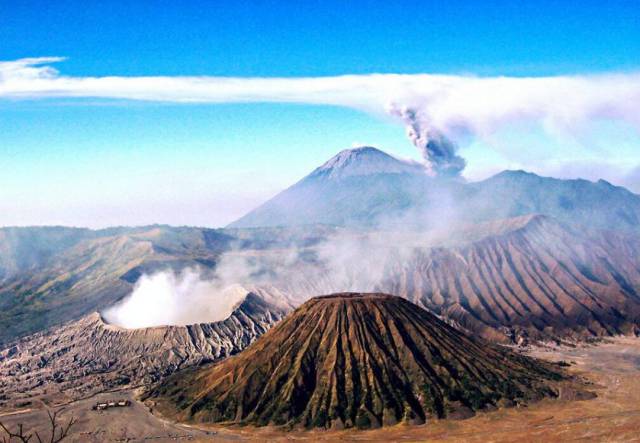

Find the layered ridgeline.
xmin=2 ymin=146 xmax=640 ymax=345
xmin=377 ymin=215 xmax=640 ymax=343
xmin=148 ymin=294 xmax=565 ymax=430
xmin=229 ymin=146 xmax=640 ymax=232
xmin=0 ymin=224 xmax=331 ymax=344
xmin=0 ymin=292 xmax=289 ymax=408
xmin=0 ymin=225 xmax=232 ymax=343
xmin=2 ymin=214 xmax=640 ymax=346
xmin=226 ymin=215 xmax=640 ymax=343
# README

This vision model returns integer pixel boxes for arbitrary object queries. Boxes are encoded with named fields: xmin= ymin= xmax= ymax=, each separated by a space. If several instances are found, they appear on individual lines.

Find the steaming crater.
xmin=102 ymin=269 xmax=250 ymax=328
xmin=1 ymin=291 xmax=289 ymax=403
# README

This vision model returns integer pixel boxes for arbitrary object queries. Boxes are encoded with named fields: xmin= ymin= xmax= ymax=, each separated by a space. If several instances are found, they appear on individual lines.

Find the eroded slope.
xmin=0 ymin=293 xmax=289 ymax=408
xmin=149 ymin=293 xmax=565 ymax=429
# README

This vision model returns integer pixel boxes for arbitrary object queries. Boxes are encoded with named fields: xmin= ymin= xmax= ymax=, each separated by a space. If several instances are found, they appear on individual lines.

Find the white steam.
xmin=100 ymin=211 xmax=570 ymax=330
xmin=102 ymin=269 xmax=248 ymax=328
xmin=3 ymin=58 xmax=640 ymax=176
xmin=102 ymin=229 xmax=430 ymax=329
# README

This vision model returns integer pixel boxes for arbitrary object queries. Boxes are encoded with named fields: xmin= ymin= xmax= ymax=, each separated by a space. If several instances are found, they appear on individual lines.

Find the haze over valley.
xmin=2 ymin=2 xmax=640 ymax=441
xmin=1 ymin=147 xmax=640 ymax=441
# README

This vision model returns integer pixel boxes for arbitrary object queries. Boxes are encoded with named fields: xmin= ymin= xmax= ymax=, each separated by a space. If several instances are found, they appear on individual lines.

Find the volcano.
xmin=149 ymin=293 xmax=564 ymax=429
xmin=0 ymin=292 xmax=289 ymax=408
xmin=229 ymin=146 xmax=640 ymax=232
xmin=228 ymin=146 xmax=441 ymax=229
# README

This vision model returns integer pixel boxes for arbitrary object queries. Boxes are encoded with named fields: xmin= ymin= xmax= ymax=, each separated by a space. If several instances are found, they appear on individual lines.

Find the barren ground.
xmin=1 ymin=337 xmax=639 ymax=442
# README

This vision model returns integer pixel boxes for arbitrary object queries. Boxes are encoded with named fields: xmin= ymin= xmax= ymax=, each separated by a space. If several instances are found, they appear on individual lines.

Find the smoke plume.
xmin=388 ymin=104 xmax=466 ymax=176
xmin=3 ymin=57 xmax=640 ymax=176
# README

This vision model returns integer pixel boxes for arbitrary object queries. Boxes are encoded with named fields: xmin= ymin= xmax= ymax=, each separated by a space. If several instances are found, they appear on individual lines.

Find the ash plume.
xmin=388 ymin=104 xmax=467 ymax=176
xmin=3 ymin=58 xmax=640 ymax=175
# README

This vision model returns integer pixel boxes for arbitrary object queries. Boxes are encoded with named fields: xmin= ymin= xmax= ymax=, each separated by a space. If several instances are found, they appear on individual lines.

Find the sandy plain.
xmin=1 ymin=337 xmax=639 ymax=442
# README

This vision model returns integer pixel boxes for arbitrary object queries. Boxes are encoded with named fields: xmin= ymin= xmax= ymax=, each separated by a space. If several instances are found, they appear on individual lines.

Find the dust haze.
xmin=103 ymin=214 xmax=462 ymax=329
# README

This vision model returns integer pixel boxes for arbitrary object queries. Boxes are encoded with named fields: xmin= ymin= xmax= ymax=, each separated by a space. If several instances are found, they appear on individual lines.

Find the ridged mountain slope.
xmin=225 ymin=215 xmax=640 ymax=343
xmin=149 ymin=293 xmax=564 ymax=430
xmin=0 ymin=293 xmax=289 ymax=408
xmin=379 ymin=215 xmax=640 ymax=342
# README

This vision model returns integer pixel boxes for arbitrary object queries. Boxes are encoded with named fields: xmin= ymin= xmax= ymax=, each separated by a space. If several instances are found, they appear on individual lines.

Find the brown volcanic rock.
xmin=379 ymin=215 xmax=640 ymax=342
xmin=2 ymin=215 xmax=640 ymax=347
xmin=149 ymin=293 xmax=563 ymax=430
xmin=230 ymin=215 xmax=640 ymax=344
xmin=0 ymin=292 xmax=288 ymax=407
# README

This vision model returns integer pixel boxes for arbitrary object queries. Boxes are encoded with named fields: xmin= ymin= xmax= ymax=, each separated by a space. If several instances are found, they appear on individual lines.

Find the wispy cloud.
xmin=2 ymin=57 xmax=640 ymax=175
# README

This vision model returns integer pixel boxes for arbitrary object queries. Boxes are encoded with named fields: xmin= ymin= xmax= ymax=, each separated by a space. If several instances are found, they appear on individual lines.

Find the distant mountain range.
xmin=230 ymin=146 xmax=640 ymax=232
xmin=0 ymin=224 xmax=324 ymax=344
xmin=1 ymin=146 xmax=640 ymax=347
xmin=377 ymin=214 xmax=640 ymax=343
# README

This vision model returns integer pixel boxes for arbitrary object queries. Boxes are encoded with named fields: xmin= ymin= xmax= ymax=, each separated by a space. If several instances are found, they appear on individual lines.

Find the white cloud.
xmin=2 ymin=57 xmax=640 ymax=175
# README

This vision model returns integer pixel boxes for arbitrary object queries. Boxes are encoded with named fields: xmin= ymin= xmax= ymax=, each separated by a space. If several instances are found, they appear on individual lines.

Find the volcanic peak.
xmin=308 ymin=146 xmax=426 ymax=180
xmin=149 ymin=292 xmax=565 ymax=430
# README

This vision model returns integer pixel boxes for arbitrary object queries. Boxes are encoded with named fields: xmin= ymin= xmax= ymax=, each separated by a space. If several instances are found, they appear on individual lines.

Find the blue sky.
xmin=1 ymin=0 xmax=639 ymax=227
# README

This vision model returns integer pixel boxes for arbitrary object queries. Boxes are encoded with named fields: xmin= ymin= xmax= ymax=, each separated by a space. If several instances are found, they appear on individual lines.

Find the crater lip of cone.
xmin=313 ymin=292 xmax=396 ymax=301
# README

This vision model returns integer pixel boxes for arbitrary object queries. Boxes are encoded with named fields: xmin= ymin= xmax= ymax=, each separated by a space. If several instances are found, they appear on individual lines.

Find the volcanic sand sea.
xmin=1 ymin=337 xmax=640 ymax=442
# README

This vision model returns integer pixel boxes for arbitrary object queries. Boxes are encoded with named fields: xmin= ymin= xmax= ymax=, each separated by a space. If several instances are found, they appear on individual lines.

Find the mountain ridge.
xmin=2 ymin=213 xmax=640 ymax=346
xmin=148 ymin=293 xmax=567 ymax=430
xmin=307 ymin=146 xmax=426 ymax=180
xmin=229 ymin=146 xmax=640 ymax=231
